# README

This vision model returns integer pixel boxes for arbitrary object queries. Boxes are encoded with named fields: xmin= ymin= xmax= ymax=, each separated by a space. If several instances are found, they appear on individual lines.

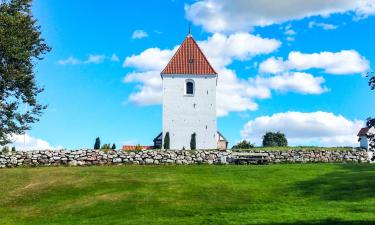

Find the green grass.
xmin=0 ymin=164 xmax=374 ymax=225
xmin=233 ymin=146 xmax=359 ymax=151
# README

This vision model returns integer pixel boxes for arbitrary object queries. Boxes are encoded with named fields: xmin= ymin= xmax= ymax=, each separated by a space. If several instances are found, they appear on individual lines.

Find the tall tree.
xmin=163 ymin=132 xmax=170 ymax=150
xmin=94 ymin=137 xmax=100 ymax=150
xmin=0 ymin=0 xmax=50 ymax=145
xmin=190 ymin=133 xmax=196 ymax=150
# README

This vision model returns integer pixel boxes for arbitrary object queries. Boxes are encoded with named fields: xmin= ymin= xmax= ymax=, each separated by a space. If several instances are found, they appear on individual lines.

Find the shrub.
xmin=94 ymin=137 xmax=101 ymax=150
xmin=111 ymin=144 xmax=116 ymax=150
xmin=11 ymin=146 xmax=16 ymax=152
xmin=190 ymin=133 xmax=196 ymax=150
xmin=262 ymin=132 xmax=288 ymax=147
xmin=164 ymin=132 xmax=170 ymax=150
xmin=1 ymin=146 xmax=9 ymax=154
xmin=232 ymin=140 xmax=255 ymax=149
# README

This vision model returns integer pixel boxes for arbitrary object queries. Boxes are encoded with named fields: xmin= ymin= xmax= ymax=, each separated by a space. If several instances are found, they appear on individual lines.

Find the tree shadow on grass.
xmin=294 ymin=164 xmax=375 ymax=201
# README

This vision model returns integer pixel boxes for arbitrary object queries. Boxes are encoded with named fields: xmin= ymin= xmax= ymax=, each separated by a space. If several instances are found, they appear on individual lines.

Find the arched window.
xmin=186 ymin=80 xmax=194 ymax=95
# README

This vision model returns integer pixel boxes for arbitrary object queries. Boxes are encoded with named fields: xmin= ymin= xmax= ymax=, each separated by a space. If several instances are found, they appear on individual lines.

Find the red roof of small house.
xmin=357 ymin=127 xmax=371 ymax=136
xmin=122 ymin=145 xmax=153 ymax=151
xmin=161 ymin=35 xmax=217 ymax=75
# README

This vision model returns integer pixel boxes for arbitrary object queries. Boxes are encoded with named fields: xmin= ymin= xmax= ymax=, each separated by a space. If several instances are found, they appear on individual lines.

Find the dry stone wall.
xmin=0 ymin=149 xmax=370 ymax=168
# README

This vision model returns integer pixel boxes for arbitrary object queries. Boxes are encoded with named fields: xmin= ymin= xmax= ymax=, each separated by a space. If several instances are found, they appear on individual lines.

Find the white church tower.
xmin=160 ymin=34 xmax=220 ymax=150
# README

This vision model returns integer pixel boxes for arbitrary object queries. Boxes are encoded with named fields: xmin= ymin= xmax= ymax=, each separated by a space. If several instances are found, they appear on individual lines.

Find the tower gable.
xmin=161 ymin=36 xmax=217 ymax=75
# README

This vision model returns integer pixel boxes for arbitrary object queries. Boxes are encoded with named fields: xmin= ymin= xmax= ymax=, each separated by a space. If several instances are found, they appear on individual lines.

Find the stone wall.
xmin=0 ymin=149 xmax=370 ymax=168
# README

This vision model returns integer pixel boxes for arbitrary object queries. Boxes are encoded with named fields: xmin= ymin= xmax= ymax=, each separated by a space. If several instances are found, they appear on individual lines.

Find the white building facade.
xmin=160 ymin=35 xmax=219 ymax=150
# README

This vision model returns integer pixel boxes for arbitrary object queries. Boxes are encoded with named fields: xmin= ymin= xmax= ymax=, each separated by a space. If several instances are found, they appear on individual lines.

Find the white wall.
xmin=162 ymin=74 xmax=217 ymax=149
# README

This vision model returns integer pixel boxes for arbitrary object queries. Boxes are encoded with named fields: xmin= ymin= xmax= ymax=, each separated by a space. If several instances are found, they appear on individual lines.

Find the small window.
xmin=186 ymin=81 xmax=194 ymax=95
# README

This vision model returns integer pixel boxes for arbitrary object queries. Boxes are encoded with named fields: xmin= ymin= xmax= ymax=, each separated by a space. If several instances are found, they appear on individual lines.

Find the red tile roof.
xmin=357 ymin=127 xmax=371 ymax=136
xmin=161 ymin=35 xmax=217 ymax=75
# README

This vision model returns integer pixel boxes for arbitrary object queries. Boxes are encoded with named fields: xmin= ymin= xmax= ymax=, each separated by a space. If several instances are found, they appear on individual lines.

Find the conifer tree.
xmin=94 ymin=137 xmax=101 ymax=149
xmin=190 ymin=133 xmax=196 ymax=150
xmin=163 ymin=132 xmax=170 ymax=150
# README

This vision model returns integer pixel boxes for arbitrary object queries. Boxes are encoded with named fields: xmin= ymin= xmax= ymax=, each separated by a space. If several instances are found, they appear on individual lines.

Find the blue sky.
xmin=13 ymin=0 xmax=375 ymax=149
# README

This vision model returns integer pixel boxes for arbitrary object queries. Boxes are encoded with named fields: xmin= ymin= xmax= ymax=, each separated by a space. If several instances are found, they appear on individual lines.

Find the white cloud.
xmin=255 ymin=72 xmax=328 ymax=95
xmin=185 ymin=0 xmax=375 ymax=33
xmin=308 ymin=21 xmax=338 ymax=30
xmin=124 ymin=47 xmax=177 ymax=71
xmin=85 ymin=54 xmax=105 ymax=64
xmin=111 ymin=54 xmax=120 ymax=62
xmin=259 ymin=50 xmax=370 ymax=75
xmin=241 ymin=111 xmax=364 ymax=147
xmin=131 ymin=30 xmax=148 ymax=39
xmin=58 ymin=56 xmax=81 ymax=65
xmin=7 ymin=134 xmax=62 ymax=151
xmin=58 ymin=54 xmax=119 ymax=65
xmin=123 ymin=33 xmax=285 ymax=115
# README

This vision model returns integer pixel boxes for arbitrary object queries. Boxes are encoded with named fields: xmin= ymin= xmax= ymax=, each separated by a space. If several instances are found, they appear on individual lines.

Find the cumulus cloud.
xmin=185 ymin=0 xmax=375 ymax=33
xmin=241 ymin=111 xmax=364 ymax=147
xmin=131 ymin=30 xmax=148 ymax=39
xmin=7 ymin=134 xmax=62 ymax=151
xmin=254 ymin=72 xmax=328 ymax=95
xmin=123 ymin=33 xmax=289 ymax=115
xmin=259 ymin=50 xmax=370 ymax=75
xmin=122 ymin=33 xmax=330 ymax=116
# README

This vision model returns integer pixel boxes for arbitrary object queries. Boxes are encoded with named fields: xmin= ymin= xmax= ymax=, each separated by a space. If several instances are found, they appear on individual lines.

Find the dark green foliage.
xmin=11 ymin=146 xmax=16 ymax=152
xmin=0 ymin=0 xmax=51 ymax=145
xmin=163 ymin=132 xmax=170 ymax=150
xmin=101 ymin=144 xmax=111 ymax=149
xmin=366 ymin=73 xmax=374 ymax=159
xmin=111 ymin=144 xmax=116 ymax=150
xmin=190 ymin=133 xmax=196 ymax=150
xmin=232 ymin=140 xmax=255 ymax=149
xmin=262 ymin=131 xmax=288 ymax=147
xmin=94 ymin=137 xmax=100 ymax=150
xmin=1 ymin=146 xmax=9 ymax=154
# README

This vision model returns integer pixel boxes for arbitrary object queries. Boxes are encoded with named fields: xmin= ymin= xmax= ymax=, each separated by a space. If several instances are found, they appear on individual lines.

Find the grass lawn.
xmin=0 ymin=164 xmax=374 ymax=225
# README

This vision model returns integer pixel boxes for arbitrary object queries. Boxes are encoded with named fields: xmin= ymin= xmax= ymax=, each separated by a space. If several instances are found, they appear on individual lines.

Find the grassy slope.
xmin=0 ymin=164 xmax=374 ymax=225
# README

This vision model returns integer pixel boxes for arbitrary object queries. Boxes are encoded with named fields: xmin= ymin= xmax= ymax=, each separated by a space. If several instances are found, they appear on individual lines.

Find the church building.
xmin=153 ymin=33 xmax=228 ymax=150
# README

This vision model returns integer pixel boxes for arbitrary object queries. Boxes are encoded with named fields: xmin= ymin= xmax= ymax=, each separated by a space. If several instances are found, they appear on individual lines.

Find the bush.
xmin=232 ymin=140 xmax=255 ymax=149
xmin=262 ymin=132 xmax=288 ymax=147
xmin=190 ymin=133 xmax=196 ymax=150
xmin=164 ymin=132 xmax=170 ymax=150
xmin=11 ymin=146 xmax=16 ymax=152
xmin=1 ymin=146 xmax=9 ymax=154
xmin=111 ymin=144 xmax=116 ymax=150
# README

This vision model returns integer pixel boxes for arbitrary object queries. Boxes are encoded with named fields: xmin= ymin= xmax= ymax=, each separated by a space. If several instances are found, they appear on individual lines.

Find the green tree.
xmin=366 ymin=72 xmax=374 ymax=160
xmin=232 ymin=140 xmax=255 ymax=149
xmin=94 ymin=137 xmax=101 ymax=149
xmin=1 ymin=146 xmax=9 ymax=154
xmin=190 ymin=133 xmax=196 ymax=150
xmin=111 ymin=144 xmax=116 ymax=150
xmin=0 ymin=0 xmax=51 ymax=145
xmin=11 ymin=146 xmax=16 ymax=152
xmin=163 ymin=132 xmax=170 ymax=150
xmin=262 ymin=132 xmax=288 ymax=147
